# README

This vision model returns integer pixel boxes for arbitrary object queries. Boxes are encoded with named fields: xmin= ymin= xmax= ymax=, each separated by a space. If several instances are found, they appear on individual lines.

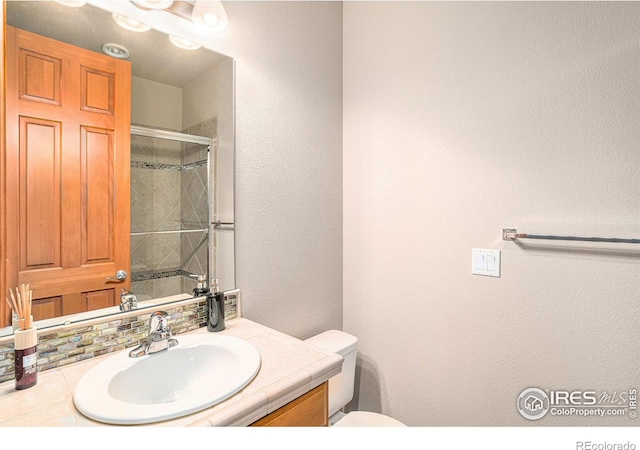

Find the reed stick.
xmin=16 ymin=287 xmax=21 ymax=319
xmin=21 ymin=285 xmax=26 ymax=328
xmin=28 ymin=289 xmax=32 ymax=329
xmin=7 ymin=284 xmax=33 ymax=330
xmin=10 ymin=289 xmax=21 ymax=326
xmin=9 ymin=289 xmax=17 ymax=315
xmin=5 ymin=297 xmax=15 ymax=315
xmin=18 ymin=287 xmax=22 ymax=329
xmin=21 ymin=285 xmax=27 ymax=319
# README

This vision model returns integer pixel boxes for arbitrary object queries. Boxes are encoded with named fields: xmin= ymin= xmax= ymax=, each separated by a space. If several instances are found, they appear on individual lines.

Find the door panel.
xmin=80 ymin=65 xmax=114 ymax=114
xmin=83 ymin=289 xmax=115 ymax=312
xmin=20 ymin=117 xmax=61 ymax=270
xmin=3 ymin=26 xmax=131 ymax=327
xmin=31 ymin=296 xmax=62 ymax=322
xmin=18 ymin=48 xmax=61 ymax=105
xmin=81 ymin=126 xmax=113 ymax=264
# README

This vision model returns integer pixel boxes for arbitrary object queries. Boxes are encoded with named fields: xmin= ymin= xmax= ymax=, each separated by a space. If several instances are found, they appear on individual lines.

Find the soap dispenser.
xmin=190 ymin=274 xmax=209 ymax=297
xmin=206 ymin=279 xmax=225 ymax=332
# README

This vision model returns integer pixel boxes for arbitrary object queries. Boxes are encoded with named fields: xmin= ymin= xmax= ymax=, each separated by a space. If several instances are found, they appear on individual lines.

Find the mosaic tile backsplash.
xmin=0 ymin=295 xmax=238 ymax=385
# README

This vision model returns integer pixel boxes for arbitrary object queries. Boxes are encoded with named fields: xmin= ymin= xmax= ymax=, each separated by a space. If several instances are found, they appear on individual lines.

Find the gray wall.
xmin=343 ymin=2 xmax=640 ymax=426
xmin=131 ymin=77 xmax=182 ymax=130
xmin=210 ymin=2 xmax=344 ymax=337
xmin=128 ymin=1 xmax=640 ymax=427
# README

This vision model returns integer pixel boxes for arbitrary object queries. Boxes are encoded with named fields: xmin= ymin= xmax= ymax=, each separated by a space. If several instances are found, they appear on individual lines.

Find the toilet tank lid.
xmin=305 ymin=330 xmax=358 ymax=356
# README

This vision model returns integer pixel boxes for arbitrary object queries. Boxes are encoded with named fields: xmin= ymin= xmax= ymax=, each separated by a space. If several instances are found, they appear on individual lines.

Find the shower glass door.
xmin=129 ymin=126 xmax=211 ymax=302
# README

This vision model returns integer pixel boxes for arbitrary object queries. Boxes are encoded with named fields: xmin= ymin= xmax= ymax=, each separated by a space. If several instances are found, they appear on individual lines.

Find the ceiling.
xmin=6 ymin=1 xmax=228 ymax=87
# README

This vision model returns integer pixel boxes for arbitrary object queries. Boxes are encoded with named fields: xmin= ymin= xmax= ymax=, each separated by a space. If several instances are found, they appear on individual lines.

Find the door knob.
xmin=106 ymin=270 xmax=127 ymax=282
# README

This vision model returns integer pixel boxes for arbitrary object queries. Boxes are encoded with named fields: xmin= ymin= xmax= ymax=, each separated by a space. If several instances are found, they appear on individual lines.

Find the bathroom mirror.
xmin=1 ymin=1 xmax=235 ymax=336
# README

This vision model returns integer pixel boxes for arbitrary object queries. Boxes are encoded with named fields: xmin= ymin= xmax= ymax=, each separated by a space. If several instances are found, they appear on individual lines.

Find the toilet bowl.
xmin=332 ymin=411 xmax=406 ymax=427
xmin=305 ymin=330 xmax=406 ymax=427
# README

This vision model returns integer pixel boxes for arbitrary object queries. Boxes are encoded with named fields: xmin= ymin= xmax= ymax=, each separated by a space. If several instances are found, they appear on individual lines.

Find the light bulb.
xmin=201 ymin=12 xmax=220 ymax=28
xmin=169 ymin=35 xmax=201 ymax=51
xmin=112 ymin=13 xmax=151 ymax=32
xmin=192 ymin=1 xmax=228 ymax=31
xmin=102 ymin=43 xmax=130 ymax=59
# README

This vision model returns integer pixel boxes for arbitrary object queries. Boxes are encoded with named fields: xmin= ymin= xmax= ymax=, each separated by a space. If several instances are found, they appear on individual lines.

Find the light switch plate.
xmin=472 ymin=249 xmax=501 ymax=277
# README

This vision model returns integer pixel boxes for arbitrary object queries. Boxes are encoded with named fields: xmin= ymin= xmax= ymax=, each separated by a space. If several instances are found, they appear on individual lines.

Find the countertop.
xmin=0 ymin=318 xmax=343 ymax=427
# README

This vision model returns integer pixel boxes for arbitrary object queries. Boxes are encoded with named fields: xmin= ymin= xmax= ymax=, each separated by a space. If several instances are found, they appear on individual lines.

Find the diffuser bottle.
xmin=191 ymin=274 xmax=209 ymax=297
xmin=8 ymin=284 xmax=37 ymax=390
xmin=206 ymin=279 xmax=225 ymax=332
xmin=14 ymin=327 xmax=37 ymax=390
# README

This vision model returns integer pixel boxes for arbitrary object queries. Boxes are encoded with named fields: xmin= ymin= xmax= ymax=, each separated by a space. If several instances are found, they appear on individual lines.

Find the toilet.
xmin=305 ymin=330 xmax=406 ymax=427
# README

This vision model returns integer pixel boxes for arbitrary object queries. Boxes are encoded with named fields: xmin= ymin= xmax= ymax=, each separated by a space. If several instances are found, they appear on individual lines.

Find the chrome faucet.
xmin=129 ymin=311 xmax=179 ymax=358
xmin=120 ymin=289 xmax=138 ymax=311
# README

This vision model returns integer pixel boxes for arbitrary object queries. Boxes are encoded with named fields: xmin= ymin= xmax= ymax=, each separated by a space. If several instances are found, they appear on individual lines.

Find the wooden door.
xmin=3 ymin=26 xmax=131 ymax=327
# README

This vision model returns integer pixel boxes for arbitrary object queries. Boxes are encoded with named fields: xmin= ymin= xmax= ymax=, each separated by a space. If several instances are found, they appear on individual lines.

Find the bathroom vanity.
xmin=0 ymin=318 xmax=342 ymax=427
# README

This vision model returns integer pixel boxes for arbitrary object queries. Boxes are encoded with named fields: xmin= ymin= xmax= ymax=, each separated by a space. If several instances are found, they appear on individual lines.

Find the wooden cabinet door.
xmin=3 ymin=26 xmax=131 ymax=326
xmin=250 ymin=382 xmax=329 ymax=427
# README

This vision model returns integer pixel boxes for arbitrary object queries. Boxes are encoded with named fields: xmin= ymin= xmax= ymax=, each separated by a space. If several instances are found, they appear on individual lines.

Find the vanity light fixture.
xmin=168 ymin=35 xmax=201 ymax=50
xmin=112 ymin=13 xmax=152 ymax=32
xmin=55 ymin=0 xmax=86 ymax=6
xmin=129 ymin=1 xmax=229 ymax=32
xmin=191 ymin=1 xmax=228 ymax=31
xmin=102 ymin=43 xmax=131 ymax=59
xmin=132 ymin=0 xmax=174 ymax=10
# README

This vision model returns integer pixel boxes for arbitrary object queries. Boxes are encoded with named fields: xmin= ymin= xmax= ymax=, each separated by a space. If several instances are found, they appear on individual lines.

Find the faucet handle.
xmin=190 ymin=274 xmax=207 ymax=282
xmin=149 ymin=311 xmax=170 ymax=333
xmin=119 ymin=289 xmax=138 ymax=311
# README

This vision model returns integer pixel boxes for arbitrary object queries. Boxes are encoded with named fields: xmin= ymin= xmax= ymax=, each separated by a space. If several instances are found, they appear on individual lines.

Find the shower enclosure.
xmin=129 ymin=125 xmax=212 ymax=301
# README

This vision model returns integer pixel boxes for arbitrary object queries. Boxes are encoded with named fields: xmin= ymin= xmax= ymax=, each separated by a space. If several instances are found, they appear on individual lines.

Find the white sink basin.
xmin=73 ymin=333 xmax=261 ymax=425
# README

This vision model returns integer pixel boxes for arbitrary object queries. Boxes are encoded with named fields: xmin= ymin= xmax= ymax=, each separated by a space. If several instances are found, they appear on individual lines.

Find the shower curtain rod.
xmin=502 ymin=228 xmax=640 ymax=244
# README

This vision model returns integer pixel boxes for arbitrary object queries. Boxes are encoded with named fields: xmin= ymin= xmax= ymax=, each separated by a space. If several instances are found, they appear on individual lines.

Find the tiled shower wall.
xmin=130 ymin=119 xmax=216 ymax=299
xmin=182 ymin=119 xmax=216 ymax=286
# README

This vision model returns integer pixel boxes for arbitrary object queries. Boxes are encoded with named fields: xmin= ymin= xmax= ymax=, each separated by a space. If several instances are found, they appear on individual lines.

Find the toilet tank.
xmin=305 ymin=330 xmax=358 ymax=417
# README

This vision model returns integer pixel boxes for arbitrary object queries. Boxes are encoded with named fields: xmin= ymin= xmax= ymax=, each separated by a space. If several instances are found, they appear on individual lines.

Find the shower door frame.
xmin=130 ymin=125 xmax=213 ymax=296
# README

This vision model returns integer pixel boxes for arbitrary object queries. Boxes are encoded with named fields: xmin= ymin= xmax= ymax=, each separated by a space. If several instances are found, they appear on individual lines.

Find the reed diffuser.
xmin=6 ymin=284 xmax=37 ymax=390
